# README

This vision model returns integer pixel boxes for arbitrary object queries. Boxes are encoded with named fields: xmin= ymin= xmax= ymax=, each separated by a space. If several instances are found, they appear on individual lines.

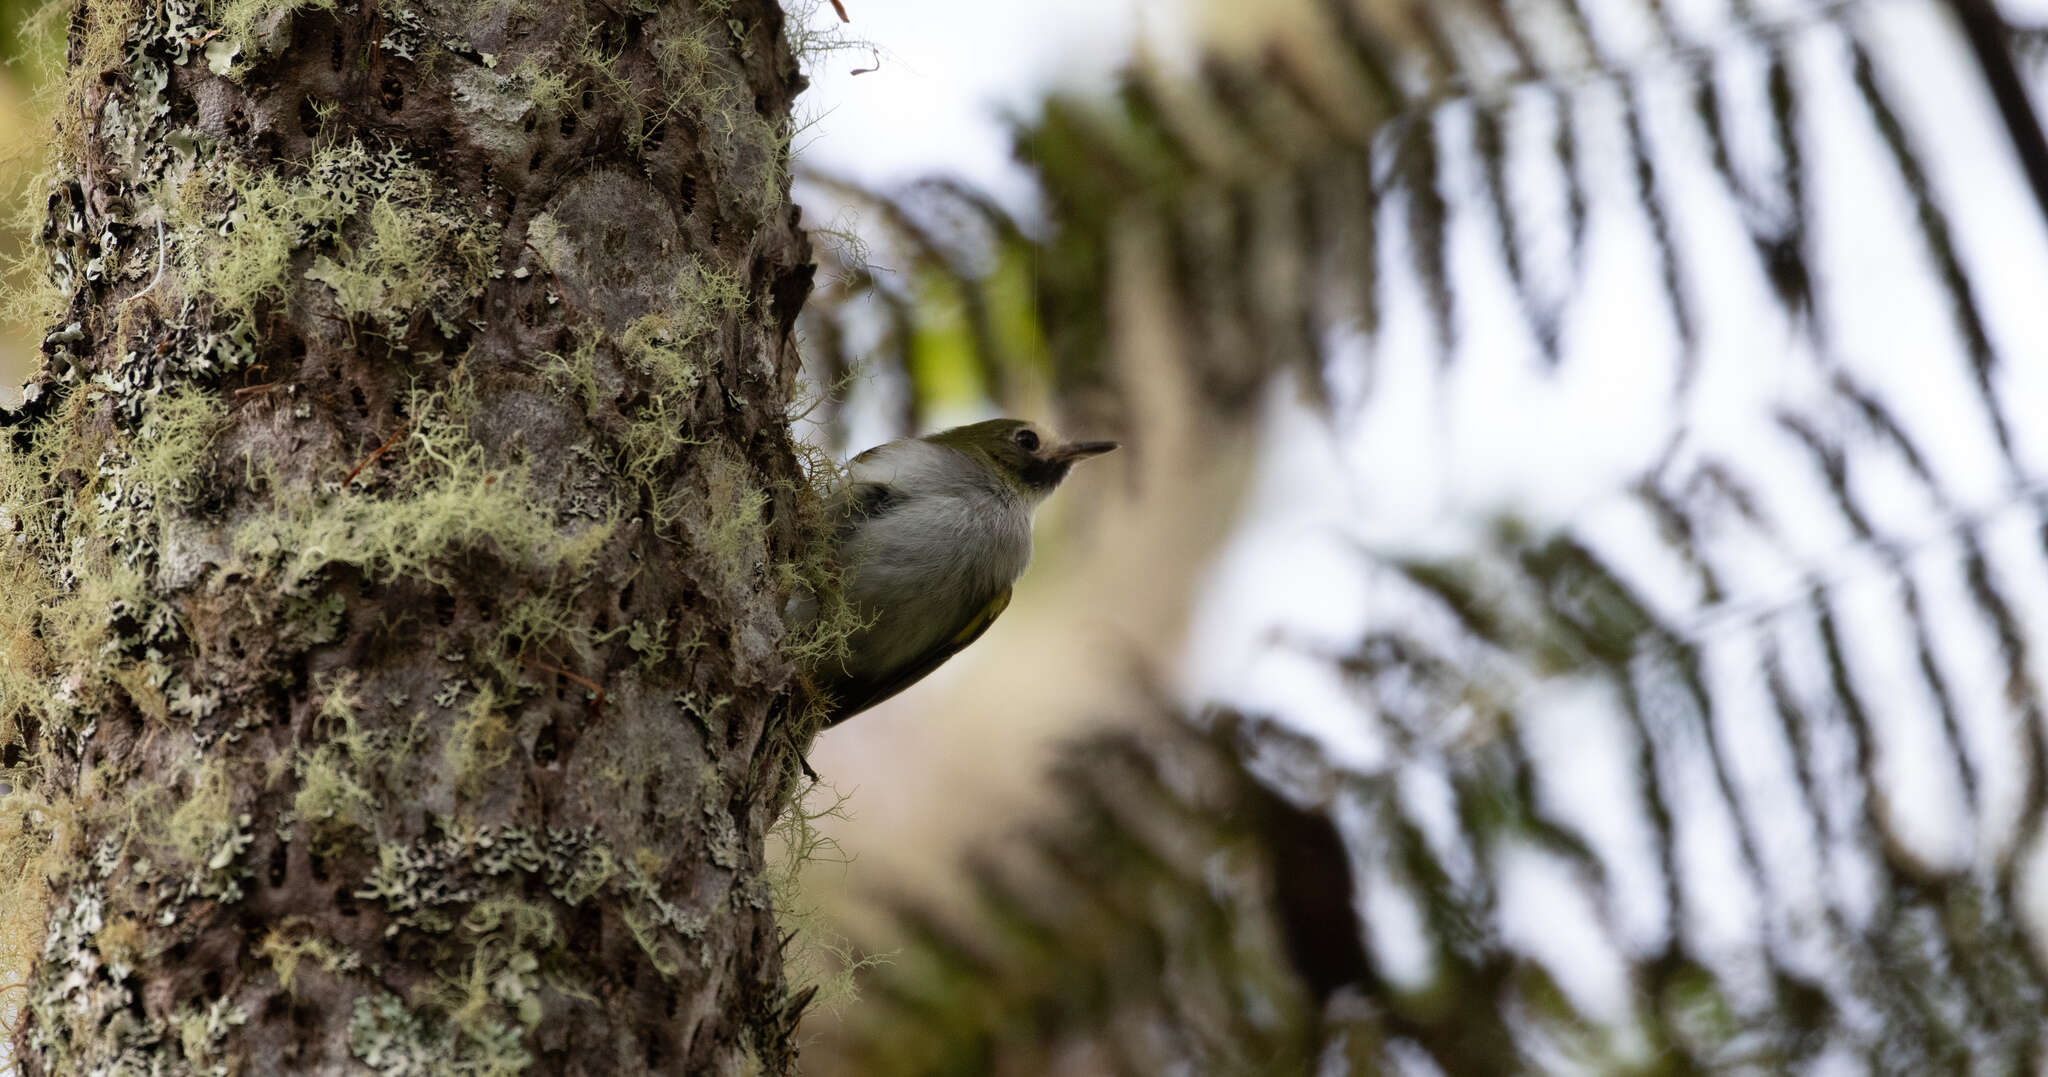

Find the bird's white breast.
xmin=840 ymin=440 xmax=1033 ymax=675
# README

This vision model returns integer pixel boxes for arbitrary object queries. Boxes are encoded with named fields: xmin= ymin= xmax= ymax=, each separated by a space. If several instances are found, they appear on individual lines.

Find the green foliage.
xmin=835 ymin=728 xmax=1321 ymax=1075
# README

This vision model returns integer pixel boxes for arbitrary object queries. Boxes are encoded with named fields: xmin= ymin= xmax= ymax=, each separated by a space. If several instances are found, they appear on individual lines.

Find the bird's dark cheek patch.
xmin=1022 ymin=459 xmax=1072 ymax=490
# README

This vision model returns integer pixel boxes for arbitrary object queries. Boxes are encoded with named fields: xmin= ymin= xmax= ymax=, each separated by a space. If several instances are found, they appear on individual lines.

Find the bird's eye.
xmin=1013 ymin=429 xmax=1040 ymax=452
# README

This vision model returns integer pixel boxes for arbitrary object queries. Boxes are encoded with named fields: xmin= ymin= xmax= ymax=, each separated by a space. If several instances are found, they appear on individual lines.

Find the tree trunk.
xmin=2 ymin=0 xmax=817 ymax=1069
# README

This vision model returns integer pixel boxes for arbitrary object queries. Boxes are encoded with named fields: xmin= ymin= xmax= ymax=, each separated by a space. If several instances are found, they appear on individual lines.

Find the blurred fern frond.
xmin=798 ymin=0 xmax=2048 ymax=438
xmin=798 ymin=0 xmax=2048 ymax=1072
xmin=840 ymin=442 xmax=2048 ymax=1069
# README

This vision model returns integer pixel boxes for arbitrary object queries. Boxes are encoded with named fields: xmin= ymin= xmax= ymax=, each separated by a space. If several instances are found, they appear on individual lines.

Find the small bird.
xmin=808 ymin=418 xmax=1118 ymax=726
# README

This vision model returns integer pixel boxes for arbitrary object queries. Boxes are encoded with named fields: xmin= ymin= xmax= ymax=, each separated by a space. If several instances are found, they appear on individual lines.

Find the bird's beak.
xmin=1054 ymin=440 xmax=1119 ymax=462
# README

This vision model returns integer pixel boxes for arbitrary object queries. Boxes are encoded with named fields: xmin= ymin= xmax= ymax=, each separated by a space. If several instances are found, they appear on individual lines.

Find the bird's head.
xmin=927 ymin=419 xmax=1119 ymax=502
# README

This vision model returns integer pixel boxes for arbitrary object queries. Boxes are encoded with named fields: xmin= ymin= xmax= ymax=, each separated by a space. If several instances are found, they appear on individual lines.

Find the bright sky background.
xmin=791 ymin=0 xmax=1192 ymax=207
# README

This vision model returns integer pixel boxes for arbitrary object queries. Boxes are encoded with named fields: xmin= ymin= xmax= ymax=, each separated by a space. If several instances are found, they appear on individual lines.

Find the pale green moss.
xmin=173 ymin=141 xmax=501 ymax=335
xmin=773 ymin=438 xmax=867 ymax=689
xmin=512 ymin=59 xmax=579 ymax=122
xmin=303 ymin=162 xmax=500 ymax=331
xmin=0 ymin=557 xmax=55 ymax=757
xmin=293 ymin=746 xmax=377 ymax=852
xmin=172 ymin=995 xmax=249 ymax=1070
xmin=765 ymin=779 xmax=886 ymax=1018
xmin=541 ymin=260 xmax=754 ymax=529
xmin=127 ymin=389 xmax=226 ymax=507
xmin=650 ymin=22 xmax=718 ymax=100
xmin=536 ymin=327 xmax=604 ymax=417
xmin=445 ymin=682 xmax=514 ymax=798
xmin=172 ymin=153 xmax=347 ymax=327
xmin=235 ymin=389 xmax=612 ymax=588
xmin=694 ymin=448 xmax=768 ymax=593
xmin=163 ymin=759 xmax=253 ymax=901
xmin=489 ymin=588 xmax=597 ymax=679
xmin=207 ymin=0 xmax=338 ymax=67
xmin=575 ymin=29 xmax=645 ymax=148
xmin=259 ymin=917 xmax=364 ymax=994
xmin=437 ymin=898 xmax=558 ymax=1032
xmin=39 ymin=568 xmax=150 ymax=673
xmin=0 ymin=791 xmax=62 ymax=1037
xmin=626 ymin=616 xmax=670 ymax=671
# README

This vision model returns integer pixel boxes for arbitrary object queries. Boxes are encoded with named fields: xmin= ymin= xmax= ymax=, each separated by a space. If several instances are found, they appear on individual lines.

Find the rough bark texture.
xmin=1 ymin=0 xmax=817 ymax=1070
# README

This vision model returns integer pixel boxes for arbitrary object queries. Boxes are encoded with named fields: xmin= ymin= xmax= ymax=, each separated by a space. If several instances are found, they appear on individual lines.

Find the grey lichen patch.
xmin=703 ymin=798 xmax=743 ymax=871
xmin=28 ymin=885 xmax=145 ymax=1071
xmin=350 ymin=989 xmax=531 ymax=1077
xmin=519 ymin=169 xmax=724 ymax=332
xmin=357 ymin=824 xmax=707 ymax=976
xmin=25 ymin=873 xmax=246 ymax=1075
xmin=451 ymin=66 xmax=537 ymax=159
xmin=358 ymin=825 xmax=612 ymax=935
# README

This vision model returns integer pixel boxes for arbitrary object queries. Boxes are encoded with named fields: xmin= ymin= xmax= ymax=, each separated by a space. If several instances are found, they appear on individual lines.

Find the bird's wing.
xmin=834 ymin=480 xmax=898 ymax=546
xmin=821 ymin=584 xmax=1013 ymax=727
xmin=831 ymin=441 xmax=911 ymax=544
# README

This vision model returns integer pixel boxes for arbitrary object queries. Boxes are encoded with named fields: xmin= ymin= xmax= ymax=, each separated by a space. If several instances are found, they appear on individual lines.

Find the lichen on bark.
xmin=1 ymin=0 xmax=821 ymax=1070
